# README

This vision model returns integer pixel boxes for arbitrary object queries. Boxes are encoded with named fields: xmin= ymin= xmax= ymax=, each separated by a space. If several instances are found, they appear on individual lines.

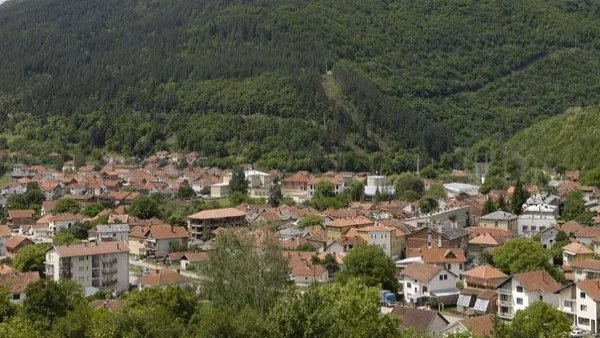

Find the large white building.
xmin=45 ymin=241 xmax=130 ymax=292
xmin=557 ymin=279 xmax=600 ymax=334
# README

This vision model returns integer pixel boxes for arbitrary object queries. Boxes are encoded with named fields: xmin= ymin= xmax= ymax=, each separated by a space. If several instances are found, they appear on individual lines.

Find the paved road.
xmin=129 ymin=259 xmax=203 ymax=280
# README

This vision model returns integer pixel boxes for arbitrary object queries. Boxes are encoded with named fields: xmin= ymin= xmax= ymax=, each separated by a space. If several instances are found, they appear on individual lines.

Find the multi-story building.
xmin=457 ymin=265 xmax=507 ymax=315
xmin=187 ymin=208 xmax=247 ymax=240
xmin=48 ymin=213 xmax=85 ymax=235
xmin=404 ymin=223 xmax=468 ymax=258
xmin=89 ymin=224 xmax=130 ymax=242
xmin=355 ymin=225 xmax=404 ymax=258
xmin=478 ymin=210 xmax=518 ymax=233
xmin=517 ymin=214 xmax=556 ymax=238
xmin=324 ymin=216 xmax=374 ymax=244
xmin=399 ymin=262 xmax=459 ymax=306
xmin=496 ymin=270 xmax=561 ymax=320
xmin=557 ymin=279 xmax=600 ymax=334
xmin=44 ymin=241 xmax=130 ymax=292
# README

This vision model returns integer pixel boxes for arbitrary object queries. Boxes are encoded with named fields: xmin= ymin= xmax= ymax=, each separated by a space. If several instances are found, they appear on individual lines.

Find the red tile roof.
xmin=5 ymin=235 xmax=33 ymax=250
xmin=572 ymin=259 xmax=600 ymax=271
xmin=563 ymin=242 xmax=594 ymax=255
xmin=149 ymin=225 xmax=189 ymax=240
xmin=188 ymin=208 xmax=246 ymax=220
xmin=421 ymin=248 xmax=466 ymax=264
xmin=54 ymin=241 xmax=129 ymax=257
xmin=400 ymin=262 xmax=443 ymax=283
xmin=513 ymin=270 xmax=562 ymax=293
xmin=7 ymin=209 xmax=34 ymax=219
xmin=577 ymin=279 xmax=600 ymax=302
xmin=328 ymin=216 xmax=373 ymax=228
xmin=461 ymin=314 xmax=495 ymax=337
xmin=0 ymin=271 xmax=40 ymax=293
xmin=138 ymin=268 xmax=190 ymax=286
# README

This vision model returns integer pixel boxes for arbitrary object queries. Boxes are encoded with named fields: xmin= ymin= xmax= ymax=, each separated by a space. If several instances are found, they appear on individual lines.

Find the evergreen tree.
xmin=229 ymin=167 xmax=248 ymax=196
xmin=510 ymin=181 xmax=529 ymax=215
xmin=268 ymin=178 xmax=283 ymax=207
xmin=483 ymin=198 xmax=497 ymax=215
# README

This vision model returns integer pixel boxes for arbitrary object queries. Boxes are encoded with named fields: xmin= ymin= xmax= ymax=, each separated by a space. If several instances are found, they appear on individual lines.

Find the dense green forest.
xmin=1 ymin=0 xmax=600 ymax=171
xmin=507 ymin=106 xmax=600 ymax=170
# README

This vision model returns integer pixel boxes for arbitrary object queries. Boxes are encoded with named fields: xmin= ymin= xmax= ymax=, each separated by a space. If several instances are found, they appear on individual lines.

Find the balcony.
xmin=561 ymin=300 xmax=576 ymax=314
xmin=102 ymin=257 xmax=118 ymax=265
xmin=498 ymin=310 xmax=513 ymax=319
xmin=498 ymin=299 xmax=512 ymax=306
xmin=102 ymin=267 xmax=118 ymax=274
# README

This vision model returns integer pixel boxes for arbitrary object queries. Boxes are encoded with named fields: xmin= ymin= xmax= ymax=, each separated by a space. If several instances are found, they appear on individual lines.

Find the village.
xmin=0 ymin=151 xmax=599 ymax=337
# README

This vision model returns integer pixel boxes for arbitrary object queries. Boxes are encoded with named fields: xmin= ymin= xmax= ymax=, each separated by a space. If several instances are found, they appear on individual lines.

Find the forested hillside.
xmin=507 ymin=106 xmax=600 ymax=170
xmin=1 ymin=0 xmax=600 ymax=170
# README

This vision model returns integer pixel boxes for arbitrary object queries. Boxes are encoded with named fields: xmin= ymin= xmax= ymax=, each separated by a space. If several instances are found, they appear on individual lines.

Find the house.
xmin=563 ymin=242 xmax=595 ymax=268
xmin=0 ymin=268 xmax=40 ymax=303
xmin=420 ymin=248 xmax=466 ymax=276
xmin=556 ymin=279 xmax=600 ymax=334
xmin=440 ymin=314 xmax=494 ymax=337
xmin=497 ymin=270 xmax=562 ymax=320
xmin=478 ymin=211 xmax=518 ymax=233
xmin=285 ymin=251 xmax=329 ymax=286
xmin=7 ymin=209 xmax=35 ymax=229
xmin=575 ymin=227 xmax=600 ymax=246
xmin=411 ymin=206 xmax=473 ymax=229
xmin=399 ymin=262 xmax=459 ymax=306
xmin=281 ymin=171 xmax=312 ymax=203
xmin=44 ymin=241 xmax=130 ymax=292
xmin=391 ymin=306 xmax=449 ymax=337
xmin=572 ymin=259 xmax=600 ymax=282
xmin=325 ymin=216 xmax=374 ymax=243
xmin=88 ymin=224 xmax=130 ymax=242
xmin=129 ymin=224 xmax=189 ymax=258
xmin=5 ymin=235 xmax=34 ymax=256
xmin=48 ymin=213 xmax=85 ymax=235
xmin=468 ymin=232 xmax=509 ymax=264
xmin=457 ymin=265 xmax=507 ymax=315
xmin=179 ymin=252 xmax=209 ymax=271
xmin=244 ymin=170 xmax=273 ymax=200
xmin=354 ymin=224 xmax=404 ymax=258
xmin=0 ymin=225 xmax=10 ymax=256
xmin=517 ymin=214 xmax=556 ymax=238
xmin=210 ymin=183 xmax=230 ymax=198
xmin=363 ymin=175 xmax=395 ymax=198
xmin=187 ymin=208 xmax=247 ymax=240
xmin=39 ymin=180 xmax=63 ymax=200
xmin=41 ymin=201 xmax=57 ymax=216
xmin=405 ymin=224 xmax=468 ymax=258
xmin=138 ymin=268 xmax=191 ymax=289
xmin=324 ymin=235 xmax=366 ymax=254
xmin=539 ymin=226 xmax=560 ymax=249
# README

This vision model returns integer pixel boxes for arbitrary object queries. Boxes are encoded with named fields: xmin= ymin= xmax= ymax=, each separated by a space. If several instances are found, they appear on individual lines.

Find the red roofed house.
xmin=325 ymin=216 xmax=374 ymax=244
xmin=145 ymin=225 xmax=189 ymax=257
xmin=5 ymin=235 xmax=34 ymax=256
xmin=187 ymin=208 xmax=247 ymax=240
xmin=391 ymin=306 xmax=449 ymax=337
xmin=7 ymin=209 xmax=35 ymax=229
xmin=39 ymin=180 xmax=63 ymax=200
xmin=45 ymin=241 xmax=130 ymax=292
xmin=440 ymin=314 xmax=495 ymax=337
xmin=557 ymin=278 xmax=600 ymax=334
xmin=355 ymin=224 xmax=405 ymax=258
xmin=0 ymin=269 xmax=40 ymax=303
xmin=284 ymin=251 xmax=328 ymax=286
xmin=138 ymin=268 xmax=190 ymax=289
xmin=399 ymin=262 xmax=459 ymax=306
xmin=421 ymin=247 xmax=467 ymax=276
xmin=457 ymin=265 xmax=507 ymax=315
xmin=563 ymin=242 xmax=595 ymax=268
xmin=497 ymin=270 xmax=561 ymax=320
xmin=281 ymin=171 xmax=312 ymax=203
xmin=48 ymin=213 xmax=85 ymax=235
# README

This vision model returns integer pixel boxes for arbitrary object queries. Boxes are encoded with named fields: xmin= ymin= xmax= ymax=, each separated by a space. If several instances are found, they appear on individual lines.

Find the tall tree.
xmin=510 ymin=181 xmax=529 ymax=215
xmin=494 ymin=301 xmax=570 ymax=338
xmin=202 ymin=229 xmax=289 ymax=315
xmin=335 ymin=244 xmax=398 ymax=292
xmin=483 ymin=198 xmax=497 ymax=215
xmin=129 ymin=196 xmax=160 ymax=219
xmin=266 ymin=280 xmax=400 ymax=338
xmin=348 ymin=180 xmax=365 ymax=202
xmin=229 ymin=167 xmax=248 ymax=195
xmin=493 ymin=238 xmax=551 ymax=275
xmin=54 ymin=198 xmax=80 ymax=214
xmin=268 ymin=178 xmax=283 ymax=207
xmin=562 ymin=191 xmax=594 ymax=224
xmin=13 ymin=244 xmax=48 ymax=273
xmin=177 ymin=180 xmax=196 ymax=199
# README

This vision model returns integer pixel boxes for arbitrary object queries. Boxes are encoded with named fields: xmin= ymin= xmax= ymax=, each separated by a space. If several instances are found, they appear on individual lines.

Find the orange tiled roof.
xmin=138 ymin=268 xmax=190 ymax=286
xmin=421 ymin=248 xmax=466 ymax=264
xmin=0 ymin=271 xmax=40 ymax=294
xmin=563 ymin=242 xmax=594 ymax=255
xmin=7 ymin=209 xmax=34 ymax=219
xmin=464 ymin=265 xmax=507 ymax=280
xmin=54 ymin=241 xmax=129 ymax=257
xmin=513 ymin=270 xmax=562 ymax=293
xmin=149 ymin=225 xmax=189 ymax=240
xmin=5 ymin=235 xmax=32 ymax=250
xmin=572 ymin=259 xmax=600 ymax=271
xmin=188 ymin=208 xmax=246 ymax=220
xmin=328 ymin=216 xmax=373 ymax=228
xmin=400 ymin=262 xmax=443 ymax=283
xmin=461 ymin=314 xmax=495 ymax=337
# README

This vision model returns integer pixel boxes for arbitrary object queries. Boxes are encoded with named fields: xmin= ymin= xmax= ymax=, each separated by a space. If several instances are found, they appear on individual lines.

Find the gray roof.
xmin=480 ymin=210 xmax=517 ymax=221
xmin=427 ymin=224 xmax=468 ymax=240
xmin=96 ymin=224 xmax=130 ymax=233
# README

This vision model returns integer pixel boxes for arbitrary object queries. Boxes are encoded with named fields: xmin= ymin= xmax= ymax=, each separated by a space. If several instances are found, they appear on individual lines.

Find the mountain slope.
xmin=1 ymin=0 xmax=600 ymax=170
xmin=507 ymin=106 xmax=600 ymax=169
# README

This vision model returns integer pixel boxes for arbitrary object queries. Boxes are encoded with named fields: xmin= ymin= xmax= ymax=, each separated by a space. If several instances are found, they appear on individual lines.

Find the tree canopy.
xmin=335 ymin=244 xmax=398 ymax=292
xmin=493 ymin=238 xmax=551 ymax=275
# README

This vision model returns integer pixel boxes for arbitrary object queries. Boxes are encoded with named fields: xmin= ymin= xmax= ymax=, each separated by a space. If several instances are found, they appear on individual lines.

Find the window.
xmin=447 ymin=264 xmax=451 ymax=270
xmin=516 ymin=298 xmax=523 ymax=305
xmin=440 ymin=275 xmax=444 ymax=281
xmin=579 ymin=317 xmax=590 ymax=326
xmin=581 ymin=305 xmax=588 ymax=311
xmin=581 ymin=292 xmax=587 ymax=299
xmin=79 ymin=257 xmax=85 ymax=262
xmin=516 ymin=286 xmax=523 ymax=293
xmin=12 ymin=293 xmax=20 ymax=300
xmin=423 ymin=286 xmax=428 ymax=293
xmin=444 ymin=274 xmax=448 ymax=280
xmin=531 ymin=226 xmax=537 ymax=232
xmin=523 ymin=226 xmax=528 ymax=231
xmin=495 ymin=221 xmax=498 ymax=228
xmin=459 ymin=264 xmax=463 ymax=270
xmin=407 ymin=282 xmax=411 ymax=288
